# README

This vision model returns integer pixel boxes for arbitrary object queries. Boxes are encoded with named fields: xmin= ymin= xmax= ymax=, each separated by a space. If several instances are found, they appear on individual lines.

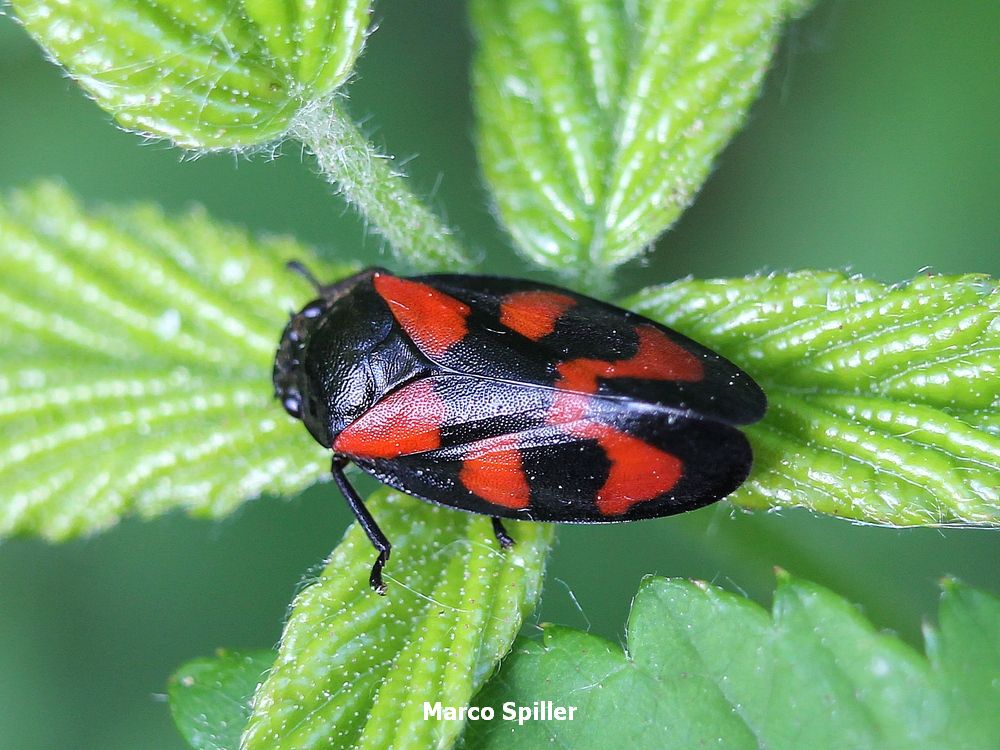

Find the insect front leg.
xmin=331 ymin=457 xmax=391 ymax=595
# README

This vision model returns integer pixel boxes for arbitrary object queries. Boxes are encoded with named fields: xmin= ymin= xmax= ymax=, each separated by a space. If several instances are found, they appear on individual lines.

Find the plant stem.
xmin=290 ymin=97 xmax=471 ymax=271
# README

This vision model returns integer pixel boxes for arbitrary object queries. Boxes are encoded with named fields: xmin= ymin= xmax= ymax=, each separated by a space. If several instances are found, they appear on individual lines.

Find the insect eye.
xmin=282 ymin=394 xmax=303 ymax=419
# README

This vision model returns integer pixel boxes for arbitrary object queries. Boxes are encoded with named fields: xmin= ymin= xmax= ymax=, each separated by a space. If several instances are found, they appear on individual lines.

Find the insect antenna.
xmin=286 ymin=260 xmax=323 ymax=292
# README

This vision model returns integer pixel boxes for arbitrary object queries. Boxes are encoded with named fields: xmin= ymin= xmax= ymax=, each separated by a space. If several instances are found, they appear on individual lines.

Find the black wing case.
xmin=335 ymin=375 xmax=752 ymax=523
xmin=408 ymin=274 xmax=767 ymax=427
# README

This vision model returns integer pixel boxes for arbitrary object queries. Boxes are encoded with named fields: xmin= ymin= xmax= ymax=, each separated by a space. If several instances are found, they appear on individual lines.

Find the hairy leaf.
xmin=628 ymin=272 xmax=1000 ymax=525
xmin=240 ymin=490 xmax=553 ymax=750
xmin=0 ymin=182 xmax=350 ymax=540
xmin=465 ymin=575 xmax=1000 ymax=750
xmin=472 ymin=0 xmax=810 ymax=276
xmin=10 ymin=0 xmax=371 ymax=148
xmin=170 ymin=650 xmax=274 ymax=750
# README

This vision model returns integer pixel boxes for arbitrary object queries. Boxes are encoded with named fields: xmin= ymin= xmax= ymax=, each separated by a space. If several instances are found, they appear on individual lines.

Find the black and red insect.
xmin=274 ymin=266 xmax=766 ymax=593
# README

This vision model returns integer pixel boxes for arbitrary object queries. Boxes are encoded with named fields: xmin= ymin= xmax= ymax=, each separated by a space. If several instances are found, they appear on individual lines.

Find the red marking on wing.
xmin=545 ymin=393 xmax=683 ymax=516
xmin=556 ymin=324 xmax=704 ymax=393
xmin=334 ymin=379 xmax=446 ymax=459
xmin=546 ymin=390 xmax=591 ymax=427
xmin=499 ymin=291 xmax=576 ymax=341
xmin=592 ymin=428 xmax=683 ymax=516
xmin=373 ymin=273 xmax=471 ymax=357
xmin=459 ymin=435 xmax=531 ymax=509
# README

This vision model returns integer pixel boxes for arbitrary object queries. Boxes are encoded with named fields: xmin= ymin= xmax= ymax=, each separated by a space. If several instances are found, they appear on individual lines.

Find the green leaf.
xmin=628 ymin=272 xmax=1000 ymax=525
xmin=10 ymin=0 xmax=371 ymax=148
xmin=170 ymin=650 xmax=274 ymax=750
xmin=465 ymin=575 xmax=1000 ymax=750
xmin=0 ymin=182 xmax=352 ymax=540
xmin=472 ymin=0 xmax=809 ymax=277
xmin=927 ymin=580 xmax=1000 ymax=750
xmin=241 ymin=490 xmax=553 ymax=750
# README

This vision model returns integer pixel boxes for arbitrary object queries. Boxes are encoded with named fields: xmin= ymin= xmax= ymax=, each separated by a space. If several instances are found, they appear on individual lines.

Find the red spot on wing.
xmin=546 ymin=390 xmax=591 ymax=427
xmin=545 ymin=392 xmax=684 ymax=516
xmin=334 ymin=379 xmax=446 ymax=459
xmin=499 ymin=291 xmax=576 ymax=341
xmin=619 ymin=325 xmax=704 ymax=381
xmin=373 ymin=273 xmax=471 ymax=357
xmin=556 ymin=324 xmax=704 ymax=393
xmin=591 ymin=428 xmax=683 ymax=516
xmin=459 ymin=435 xmax=531 ymax=510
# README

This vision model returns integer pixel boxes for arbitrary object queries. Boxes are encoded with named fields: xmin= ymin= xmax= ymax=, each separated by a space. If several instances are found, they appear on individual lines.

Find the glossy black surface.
xmin=274 ymin=269 xmax=766 ymax=522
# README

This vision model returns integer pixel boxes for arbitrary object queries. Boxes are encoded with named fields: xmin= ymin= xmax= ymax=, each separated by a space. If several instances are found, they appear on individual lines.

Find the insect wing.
xmin=371 ymin=273 xmax=766 ymax=427
xmin=334 ymin=375 xmax=752 ymax=522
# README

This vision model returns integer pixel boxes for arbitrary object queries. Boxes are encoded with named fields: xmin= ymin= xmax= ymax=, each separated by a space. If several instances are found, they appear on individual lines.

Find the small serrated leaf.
xmin=627 ymin=271 xmax=1000 ymax=525
xmin=170 ymin=650 xmax=274 ymax=750
xmin=10 ymin=0 xmax=371 ymax=148
xmin=0 ymin=182 xmax=353 ymax=540
xmin=472 ymin=0 xmax=809 ymax=276
xmin=240 ymin=490 xmax=553 ymax=750
xmin=466 ymin=575 xmax=1000 ymax=750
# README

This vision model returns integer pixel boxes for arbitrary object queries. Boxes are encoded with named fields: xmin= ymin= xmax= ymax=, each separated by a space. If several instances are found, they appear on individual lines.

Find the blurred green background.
xmin=0 ymin=1 xmax=997 ymax=748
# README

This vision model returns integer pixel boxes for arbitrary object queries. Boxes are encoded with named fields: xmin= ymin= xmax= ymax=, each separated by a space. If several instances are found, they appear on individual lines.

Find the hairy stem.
xmin=290 ymin=97 xmax=471 ymax=271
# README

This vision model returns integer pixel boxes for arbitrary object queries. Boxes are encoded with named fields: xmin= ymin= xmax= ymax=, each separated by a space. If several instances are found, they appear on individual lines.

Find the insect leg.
xmin=331 ymin=457 xmax=391 ymax=595
xmin=491 ymin=517 xmax=515 ymax=550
